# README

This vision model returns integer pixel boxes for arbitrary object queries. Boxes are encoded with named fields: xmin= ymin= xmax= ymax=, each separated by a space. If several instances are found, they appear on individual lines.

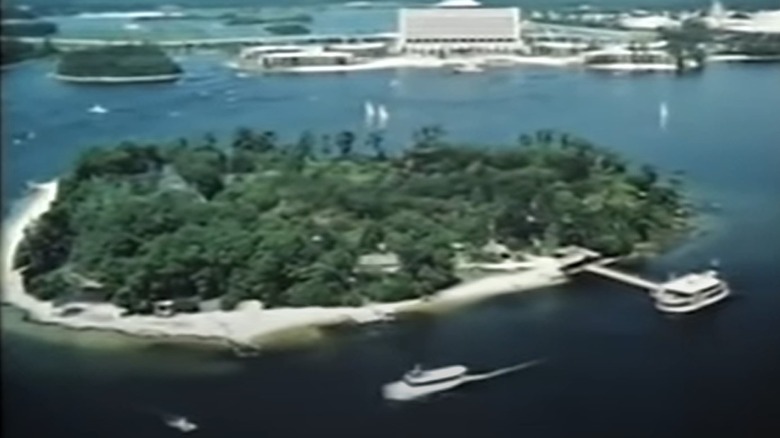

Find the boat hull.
xmin=382 ymin=377 xmax=466 ymax=401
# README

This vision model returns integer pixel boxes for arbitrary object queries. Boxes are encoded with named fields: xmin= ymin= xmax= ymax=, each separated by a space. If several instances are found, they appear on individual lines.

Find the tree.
xmin=335 ymin=130 xmax=355 ymax=158
xmin=412 ymin=125 xmax=446 ymax=149
xmin=358 ymin=222 xmax=385 ymax=251
xmin=231 ymin=126 xmax=255 ymax=151
xmin=365 ymin=131 xmax=386 ymax=160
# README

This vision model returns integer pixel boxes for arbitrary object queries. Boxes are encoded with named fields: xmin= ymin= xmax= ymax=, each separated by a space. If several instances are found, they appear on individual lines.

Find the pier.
xmin=555 ymin=246 xmax=665 ymax=293
xmin=580 ymin=263 xmax=661 ymax=292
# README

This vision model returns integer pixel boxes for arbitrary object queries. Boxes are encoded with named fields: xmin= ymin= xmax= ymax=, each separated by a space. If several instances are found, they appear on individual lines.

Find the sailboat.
xmin=364 ymin=101 xmax=376 ymax=126
xmin=659 ymin=101 xmax=669 ymax=130
xmin=376 ymin=104 xmax=389 ymax=129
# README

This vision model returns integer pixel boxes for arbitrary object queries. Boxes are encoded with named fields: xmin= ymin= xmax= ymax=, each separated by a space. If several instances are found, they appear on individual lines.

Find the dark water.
xmin=3 ymin=56 xmax=780 ymax=437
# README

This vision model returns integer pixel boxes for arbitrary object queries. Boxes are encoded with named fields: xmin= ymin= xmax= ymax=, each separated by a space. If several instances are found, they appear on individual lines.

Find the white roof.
xmin=240 ymin=45 xmax=307 ymax=55
xmin=618 ymin=15 xmax=679 ymax=30
xmin=434 ymin=0 xmax=482 ymax=8
xmin=662 ymin=271 xmax=722 ymax=294
xmin=328 ymin=42 xmax=387 ymax=51
xmin=263 ymin=51 xmax=354 ymax=59
xmin=400 ymin=7 xmax=520 ymax=41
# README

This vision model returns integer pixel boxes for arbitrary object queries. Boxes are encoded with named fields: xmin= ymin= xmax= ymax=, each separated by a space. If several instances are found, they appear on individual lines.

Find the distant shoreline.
xmin=53 ymin=73 xmax=183 ymax=83
xmin=1 ymin=180 xmax=568 ymax=351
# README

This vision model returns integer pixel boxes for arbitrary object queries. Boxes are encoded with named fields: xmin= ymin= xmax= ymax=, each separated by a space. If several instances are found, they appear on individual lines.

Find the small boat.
xmin=376 ymin=104 xmax=389 ymax=128
xmin=88 ymin=104 xmax=108 ymax=114
xmin=451 ymin=62 xmax=483 ymax=74
xmin=164 ymin=415 xmax=198 ymax=433
xmin=364 ymin=100 xmax=376 ymax=126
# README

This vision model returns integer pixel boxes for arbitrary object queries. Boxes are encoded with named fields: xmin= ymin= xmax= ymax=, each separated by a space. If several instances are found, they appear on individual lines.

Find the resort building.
xmin=238 ymin=46 xmax=355 ymax=69
xmin=396 ymin=4 xmax=525 ymax=55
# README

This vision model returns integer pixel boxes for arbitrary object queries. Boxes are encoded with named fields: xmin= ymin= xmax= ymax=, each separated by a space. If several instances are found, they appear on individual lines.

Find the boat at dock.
xmin=653 ymin=270 xmax=730 ymax=313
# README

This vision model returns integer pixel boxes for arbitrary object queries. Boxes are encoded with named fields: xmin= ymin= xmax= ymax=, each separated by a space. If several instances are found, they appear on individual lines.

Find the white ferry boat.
xmin=653 ymin=270 xmax=730 ymax=313
xmin=382 ymin=364 xmax=468 ymax=401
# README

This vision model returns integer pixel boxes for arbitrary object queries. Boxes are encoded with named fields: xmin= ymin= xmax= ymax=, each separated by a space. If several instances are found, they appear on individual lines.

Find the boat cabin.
xmin=403 ymin=365 xmax=468 ymax=386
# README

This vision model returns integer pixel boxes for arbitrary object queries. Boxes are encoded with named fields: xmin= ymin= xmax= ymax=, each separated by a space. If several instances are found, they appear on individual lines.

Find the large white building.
xmin=397 ymin=5 xmax=525 ymax=55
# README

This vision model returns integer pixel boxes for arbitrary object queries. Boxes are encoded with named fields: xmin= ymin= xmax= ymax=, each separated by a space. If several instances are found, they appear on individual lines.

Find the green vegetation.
xmin=265 ymin=24 xmax=310 ymax=36
xmin=221 ymin=13 xmax=312 ymax=26
xmin=56 ymin=45 xmax=183 ymax=79
xmin=1 ymin=20 xmax=58 ymax=37
xmin=1 ymin=38 xmax=56 ymax=66
xmin=15 ymin=128 xmax=689 ymax=313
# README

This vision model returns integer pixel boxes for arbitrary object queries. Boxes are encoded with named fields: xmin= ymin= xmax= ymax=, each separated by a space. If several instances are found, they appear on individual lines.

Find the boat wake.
xmin=461 ymin=358 xmax=546 ymax=383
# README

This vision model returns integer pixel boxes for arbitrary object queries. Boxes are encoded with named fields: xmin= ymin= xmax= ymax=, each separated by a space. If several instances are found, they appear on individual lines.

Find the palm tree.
xmin=231 ymin=126 xmax=254 ymax=151
xmin=518 ymin=134 xmax=533 ymax=146
xmin=366 ymin=131 xmax=386 ymax=160
xmin=257 ymin=130 xmax=278 ymax=152
xmin=320 ymin=134 xmax=332 ymax=157
xmin=412 ymin=125 xmax=446 ymax=149
xmin=202 ymin=132 xmax=217 ymax=149
xmin=335 ymin=130 xmax=356 ymax=158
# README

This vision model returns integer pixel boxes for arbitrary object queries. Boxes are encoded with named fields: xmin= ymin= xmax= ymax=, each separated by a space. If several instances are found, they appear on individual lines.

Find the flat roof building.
xmin=397 ymin=6 xmax=525 ymax=55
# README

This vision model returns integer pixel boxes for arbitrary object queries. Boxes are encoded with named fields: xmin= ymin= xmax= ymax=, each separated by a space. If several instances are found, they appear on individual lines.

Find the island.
xmin=12 ymin=128 xmax=688 ymax=322
xmin=1 ymin=38 xmax=55 ymax=67
xmin=264 ymin=24 xmax=311 ymax=36
xmin=54 ymin=45 xmax=183 ymax=84
xmin=1 ymin=6 xmax=58 ymax=37
xmin=221 ymin=13 xmax=313 ymax=26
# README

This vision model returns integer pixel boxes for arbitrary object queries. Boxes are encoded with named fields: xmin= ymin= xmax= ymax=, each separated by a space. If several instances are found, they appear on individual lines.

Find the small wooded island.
xmin=55 ymin=45 xmax=183 ymax=83
xmin=15 ymin=128 xmax=689 ymax=314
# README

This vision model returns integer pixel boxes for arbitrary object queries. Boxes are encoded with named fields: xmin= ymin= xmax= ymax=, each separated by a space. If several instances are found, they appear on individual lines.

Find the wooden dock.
xmin=582 ymin=264 xmax=661 ymax=292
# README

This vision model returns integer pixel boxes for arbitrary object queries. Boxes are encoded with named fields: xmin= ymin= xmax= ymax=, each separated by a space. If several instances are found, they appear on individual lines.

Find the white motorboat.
xmin=164 ymin=415 xmax=198 ymax=433
xmin=653 ymin=270 xmax=730 ymax=313
xmin=382 ymin=364 xmax=468 ymax=401
xmin=88 ymin=104 xmax=108 ymax=114
xmin=451 ymin=62 xmax=484 ymax=74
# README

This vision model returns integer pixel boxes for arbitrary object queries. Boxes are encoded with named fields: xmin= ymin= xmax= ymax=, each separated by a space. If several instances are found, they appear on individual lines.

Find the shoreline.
xmin=53 ymin=73 xmax=183 ymax=83
xmin=1 ymin=180 xmax=568 ymax=350
xmin=228 ymin=54 xmax=582 ymax=74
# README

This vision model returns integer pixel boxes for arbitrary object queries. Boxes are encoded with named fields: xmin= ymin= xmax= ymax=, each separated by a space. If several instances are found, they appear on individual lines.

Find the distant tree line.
xmin=56 ymin=45 xmax=183 ymax=78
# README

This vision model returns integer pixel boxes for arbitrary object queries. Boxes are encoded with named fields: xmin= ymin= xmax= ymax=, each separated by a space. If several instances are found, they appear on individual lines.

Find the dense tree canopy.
xmin=56 ymin=44 xmax=183 ymax=78
xmin=15 ymin=128 xmax=689 ymax=313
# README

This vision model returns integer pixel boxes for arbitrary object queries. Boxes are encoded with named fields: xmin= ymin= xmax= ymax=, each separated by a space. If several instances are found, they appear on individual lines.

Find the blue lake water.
xmin=3 ymin=56 xmax=780 ymax=437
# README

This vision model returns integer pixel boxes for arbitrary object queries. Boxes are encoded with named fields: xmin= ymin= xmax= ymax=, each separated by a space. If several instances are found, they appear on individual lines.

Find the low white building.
xmin=397 ymin=5 xmax=525 ymax=55
xmin=238 ymin=46 xmax=355 ymax=69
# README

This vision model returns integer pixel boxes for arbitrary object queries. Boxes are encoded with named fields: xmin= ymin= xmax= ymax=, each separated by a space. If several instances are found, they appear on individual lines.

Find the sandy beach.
xmin=2 ymin=180 xmax=568 ymax=348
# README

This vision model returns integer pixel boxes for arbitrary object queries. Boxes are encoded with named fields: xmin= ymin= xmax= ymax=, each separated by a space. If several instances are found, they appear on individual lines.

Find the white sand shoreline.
xmin=228 ymin=54 xmax=582 ymax=74
xmin=53 ymin=73 xmax=183 ymax=83
xmin=2 ymin=180 xmax=568 ymax=348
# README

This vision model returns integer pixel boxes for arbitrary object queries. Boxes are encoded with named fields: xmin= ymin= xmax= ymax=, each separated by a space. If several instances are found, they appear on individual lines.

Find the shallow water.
xmin=3 ymin=56 xmax=780 ymax=437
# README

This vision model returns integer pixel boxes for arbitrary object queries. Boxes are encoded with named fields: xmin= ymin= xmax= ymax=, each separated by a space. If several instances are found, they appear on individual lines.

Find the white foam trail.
xmin=462 ymin=358 xmax=546 ymax=383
